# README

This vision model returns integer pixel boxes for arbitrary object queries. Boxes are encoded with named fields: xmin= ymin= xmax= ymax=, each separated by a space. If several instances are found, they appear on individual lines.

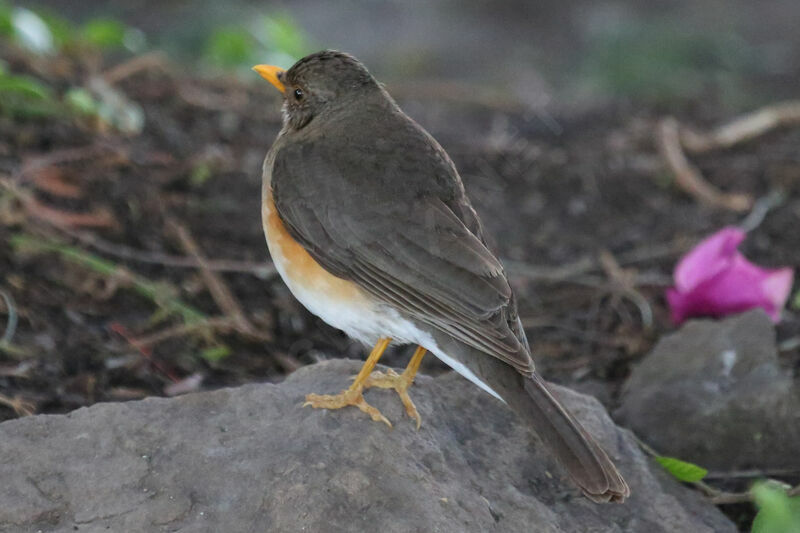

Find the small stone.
xmin=617 ymin=310 xmax=800 ymax=471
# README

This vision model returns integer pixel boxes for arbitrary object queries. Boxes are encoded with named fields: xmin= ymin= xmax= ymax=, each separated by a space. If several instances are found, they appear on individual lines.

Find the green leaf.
xmin=64 ymin=87 xmax=99 ymax=116
xmin=10 ymin=234 xmax=206 ymax=324
xmin=0 ymin=73 xmax=52 ymax=100
xmin=751 ymin=482 xmax=800 ymax=533
xmin=0 ymin=72 xmax=59 ymax=118
xmin=261 ymin=13 xmax=307 ymax=58
xmin=36 ymin=10 xmax=75 ymax=48
xmin=205 ymin=27 xmax=255 ymax=67
xmin=81 ymin=18 xmax=126 ymax=48
xmin=190 ymin=163 xmax=213 ymax=187
xmin=200 ymin=345 xmax=231 ymax=362
xmin=0 ymin=2 xmax=13 ymax=37
xmin=792 ymin=290 xmax=799 ymax=310
xmin=655 ymin=456 xmax=708 ymax=482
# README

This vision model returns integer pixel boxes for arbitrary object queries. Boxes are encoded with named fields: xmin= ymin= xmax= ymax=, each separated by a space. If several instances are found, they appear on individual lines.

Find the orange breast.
xmin=263 ymin=190 xmax=367 ymax=303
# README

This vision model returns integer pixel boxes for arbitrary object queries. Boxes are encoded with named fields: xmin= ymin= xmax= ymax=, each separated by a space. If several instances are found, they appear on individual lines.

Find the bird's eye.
xmin=293 ymin=88 xmax=304 ymax=100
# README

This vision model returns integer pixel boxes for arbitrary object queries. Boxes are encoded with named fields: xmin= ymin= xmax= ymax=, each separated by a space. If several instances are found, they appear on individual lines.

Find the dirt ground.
xmin=2 ymin=49 xmax=799 ymax=413
xmin=1 ymin=47 xmax=799 ymax=527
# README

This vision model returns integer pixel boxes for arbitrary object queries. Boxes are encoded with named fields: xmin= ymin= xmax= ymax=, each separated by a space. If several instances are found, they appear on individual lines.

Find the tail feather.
xmin=426 ymin=331 xmax=629 ymax=502
xmin=524 ymin=374 xmax=629 ymax=503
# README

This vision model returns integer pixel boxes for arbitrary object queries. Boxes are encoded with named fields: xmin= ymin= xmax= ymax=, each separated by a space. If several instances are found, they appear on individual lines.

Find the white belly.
xmin=262 ymin=188 xmax=502 ymax=401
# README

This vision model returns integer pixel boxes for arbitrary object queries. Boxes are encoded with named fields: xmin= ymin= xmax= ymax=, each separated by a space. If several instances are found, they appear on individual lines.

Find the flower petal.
xmin=669 ymin=255 xmax=794 ymax=324
xmin=666 ymin=287 xmax=692 ymax=325
xmin=761 ymin=267 xmax=794 ymax=320
xmin=674 ymin=227 xmax=745 ymax=293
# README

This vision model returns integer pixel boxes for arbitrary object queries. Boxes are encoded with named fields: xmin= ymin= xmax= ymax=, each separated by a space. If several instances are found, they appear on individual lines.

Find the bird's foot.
xmin=304 ymin=387 xmax=392 ymax=428
xmin=363 ymin=368 xmax=422 ymax=430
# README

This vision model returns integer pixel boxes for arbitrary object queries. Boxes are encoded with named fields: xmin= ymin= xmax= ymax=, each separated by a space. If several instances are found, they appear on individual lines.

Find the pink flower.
xmin=666 ymin=227 xmax=794 ymax=325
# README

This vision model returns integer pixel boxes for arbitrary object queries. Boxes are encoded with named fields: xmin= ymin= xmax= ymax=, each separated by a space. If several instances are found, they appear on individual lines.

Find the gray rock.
xmin=0 ymin=360 xmax=734 ymax=533
xmin=617 ymin=310 xmax=800 ymax=471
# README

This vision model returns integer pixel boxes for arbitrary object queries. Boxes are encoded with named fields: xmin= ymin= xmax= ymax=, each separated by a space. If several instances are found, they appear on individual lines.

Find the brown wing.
xmin=270 ymin=121 xmax=533 ymax=374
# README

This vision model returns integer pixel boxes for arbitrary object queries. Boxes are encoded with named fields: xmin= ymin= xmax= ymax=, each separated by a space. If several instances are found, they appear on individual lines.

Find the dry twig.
xmin=0 ymin=392 xmax=35 ymax=417
xmin=706 ymin=468 xmax=800 ymax=480
xmin=738 ymin=190 xmax=786 ymax=233
xmin=167 ymin=219 xmax=269 ymax=342
xmin=1 ymin=176 xmax=118 ymax=229
xmin=102 ymin=51 xmax=170 ymax=84
xmin=111 ymin=322 xmax=180 ymax=383
xmin=2 ymin=175 xmax=276 ymax=277
xmin=658 ymin=101 xmax=800 ymax=211
xmin=27 ymin=198 xmax=117 ymax=229
xmin=657 ymin=117 xmax=753 ymax=212
xmin=504 ymin=239 xmax=690 ymax=284
xmin=598 ymin=250 xmax=653 ymax=328
xmin=631 ymin=432 xmax=800 ymax=506
xmin=10 ymin=233 xmax=205 ymax=324
xmin=13 ymin=143 xmax=126 ymax=183
xmin=0 ymin=288 xmax=17 ymax=345
xmin=131 ymin=316 xmax=238 ymax=347
xmin=681 ymin=101 xmax=800 ymax=153
xmin=103 ymin=52 xmax=249 ymax=110
xmin=47 ymin=216 xmax=275 ymax=277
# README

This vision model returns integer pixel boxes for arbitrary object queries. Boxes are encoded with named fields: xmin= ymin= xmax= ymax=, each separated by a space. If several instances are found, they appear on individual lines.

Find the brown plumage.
xmin=258 ymin=50 xmax=629 ymax=503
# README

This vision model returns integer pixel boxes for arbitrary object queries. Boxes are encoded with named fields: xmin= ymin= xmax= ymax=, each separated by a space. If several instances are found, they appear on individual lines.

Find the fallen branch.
xmin=681 ymin=101 xmax=800 ymax=153
xmin=657 ymin=101 xmax=800 ymax=212
xmin=657 ymin=117 xmax=753 ymax=212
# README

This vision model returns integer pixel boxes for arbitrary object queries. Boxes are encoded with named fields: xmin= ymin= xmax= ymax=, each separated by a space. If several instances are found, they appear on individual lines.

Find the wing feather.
xmin=270 ymin=126 xmax=534 ymax=374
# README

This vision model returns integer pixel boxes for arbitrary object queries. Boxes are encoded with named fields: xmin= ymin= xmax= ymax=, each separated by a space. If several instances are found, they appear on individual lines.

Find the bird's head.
xmin=253 ymin=50 xmax=384 ymax=131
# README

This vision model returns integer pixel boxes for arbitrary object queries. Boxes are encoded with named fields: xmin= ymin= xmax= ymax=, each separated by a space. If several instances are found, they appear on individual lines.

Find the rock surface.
xmin=1 ymin=360 xmax=734 ymax=532
xmin=617 ymin=310 xmax=800 ymax=471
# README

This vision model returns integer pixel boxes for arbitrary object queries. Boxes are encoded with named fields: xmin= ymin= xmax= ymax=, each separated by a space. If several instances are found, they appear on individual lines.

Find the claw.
xmin=302 ymin=342 xmax=427 ymax=430
xmin=363 ymin=369 xmax=422 ymax=430
xmin=304 ymin=388 xmax=392 ymax=427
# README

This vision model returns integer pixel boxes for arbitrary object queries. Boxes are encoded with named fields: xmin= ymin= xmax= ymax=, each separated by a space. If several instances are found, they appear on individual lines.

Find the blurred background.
xmin=21 ymin=0 xmax=800 ymax=107
xmin=1 ymin=2 xmax=799 ymax=530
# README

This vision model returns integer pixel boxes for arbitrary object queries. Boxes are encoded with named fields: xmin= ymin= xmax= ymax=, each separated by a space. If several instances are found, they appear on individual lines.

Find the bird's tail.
xmin=523 ymin=373 xmax=629 ymax=503
xmin=426 ymin=329 xmax=629 ymax=502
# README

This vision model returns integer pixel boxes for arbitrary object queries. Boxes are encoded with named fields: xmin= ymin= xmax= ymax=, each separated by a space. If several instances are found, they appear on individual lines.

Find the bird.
xmin=253 ymin=50 xmax=629 ymax=503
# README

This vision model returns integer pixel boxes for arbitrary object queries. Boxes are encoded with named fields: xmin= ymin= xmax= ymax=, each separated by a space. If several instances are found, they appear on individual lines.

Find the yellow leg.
xmin=363 ymin=346 xmax=427 ymax=430
xmin=303 ymin=337 xmax=393 ymax=427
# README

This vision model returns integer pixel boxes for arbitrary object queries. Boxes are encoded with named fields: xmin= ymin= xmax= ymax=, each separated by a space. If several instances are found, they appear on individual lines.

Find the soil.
xmin=0 ymin=47 xmax=798 ymax=528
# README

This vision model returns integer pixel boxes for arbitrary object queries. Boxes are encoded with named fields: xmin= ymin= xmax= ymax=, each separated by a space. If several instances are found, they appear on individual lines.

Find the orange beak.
xmin=252 ymin=64 xmax=286 ymax=94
